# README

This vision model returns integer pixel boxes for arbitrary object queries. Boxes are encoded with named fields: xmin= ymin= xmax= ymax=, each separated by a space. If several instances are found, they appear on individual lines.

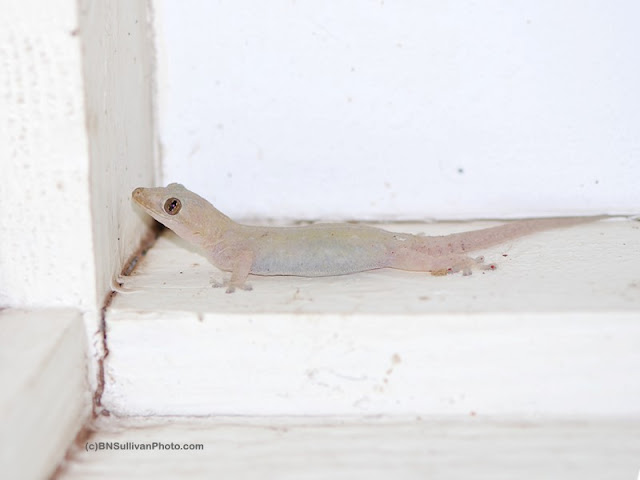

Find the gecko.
xmin=132 ymin=183 xmax=603 ymax=293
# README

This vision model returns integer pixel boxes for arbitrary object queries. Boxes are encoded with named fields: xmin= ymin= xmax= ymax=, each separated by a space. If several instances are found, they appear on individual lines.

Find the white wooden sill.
xmin=59 ymin=218 xmax=640 ymax=478
xmin=59 ymin=416 xmax=640 ymax=480
xmin=102 ymin=217 xmax=640 ymax=417
xmin=0 ymin=309 xmax=90 ymax=480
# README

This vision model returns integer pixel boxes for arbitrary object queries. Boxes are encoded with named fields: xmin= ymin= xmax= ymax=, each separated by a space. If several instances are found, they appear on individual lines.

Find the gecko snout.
xmin=132 ymin=187 xmax=144 ymax=200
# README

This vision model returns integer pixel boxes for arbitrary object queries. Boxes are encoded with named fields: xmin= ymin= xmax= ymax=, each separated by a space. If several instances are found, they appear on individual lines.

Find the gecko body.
xmin=132 ymin=184 xmax=602 ymax=292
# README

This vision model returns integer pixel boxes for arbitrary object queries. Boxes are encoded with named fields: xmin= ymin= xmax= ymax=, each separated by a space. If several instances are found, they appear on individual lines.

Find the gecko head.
xmin=132 ymin=183 xmax=230 ymax=244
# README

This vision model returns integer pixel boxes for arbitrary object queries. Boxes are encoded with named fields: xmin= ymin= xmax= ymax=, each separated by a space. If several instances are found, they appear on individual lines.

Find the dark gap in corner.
xmin=121 ymin=223 xmax=163 ymax=277
xmin=92 ymin=290 xmax=115 ymax=418
xmin=48 ymin=425 xmax=96 ymax=480
xmin=92 ymin=223 xmax=163 ymax=416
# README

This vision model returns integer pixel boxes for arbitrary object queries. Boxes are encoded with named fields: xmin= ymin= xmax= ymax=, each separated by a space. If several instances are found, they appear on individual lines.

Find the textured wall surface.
xmin=0 ymin=1 xmax=96 ymax=308
xmin=0 ymin=0 xmax=158 ymax=309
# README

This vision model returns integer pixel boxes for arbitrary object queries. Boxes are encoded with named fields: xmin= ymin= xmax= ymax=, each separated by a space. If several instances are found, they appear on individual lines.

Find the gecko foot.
xmin=474 ymin=256 xmax=498 ymax=271
xmin=473 ymin=256 xmax=498 ymax=272
xmin=210 ymin=277 xmax=252 ymax=292
xmin=470 ymin=255 xmax=498 ymax=272
xmin=225 ymin=283 xmax=253 ymax=294
xmin=222 ymin=279 xmax=253 ymax=293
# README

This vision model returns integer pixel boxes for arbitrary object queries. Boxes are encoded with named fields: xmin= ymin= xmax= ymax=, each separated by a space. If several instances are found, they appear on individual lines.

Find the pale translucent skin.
xmin=132 ymin=183 xmax=602 ymax=293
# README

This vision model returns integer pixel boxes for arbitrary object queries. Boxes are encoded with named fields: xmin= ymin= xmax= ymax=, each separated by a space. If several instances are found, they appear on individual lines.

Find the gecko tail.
xmin=429 ymin=215 xmax=608 ymax=254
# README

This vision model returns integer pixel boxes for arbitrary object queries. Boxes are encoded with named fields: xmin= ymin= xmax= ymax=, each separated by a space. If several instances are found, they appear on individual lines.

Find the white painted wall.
xmin=0 ymin=0 xmax=157 ymax=310
xmin=156 ymin=1 xmax=640 ymax=221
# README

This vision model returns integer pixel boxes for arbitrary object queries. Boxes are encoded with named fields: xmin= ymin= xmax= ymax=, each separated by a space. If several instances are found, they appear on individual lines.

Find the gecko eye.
xmin=163 ymin=197 xmax=182 ymax=215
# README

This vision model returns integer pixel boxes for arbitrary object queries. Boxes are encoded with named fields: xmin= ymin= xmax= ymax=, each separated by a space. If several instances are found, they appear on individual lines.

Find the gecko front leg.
xmin=224 ymin=250 xmax=255 ymax=293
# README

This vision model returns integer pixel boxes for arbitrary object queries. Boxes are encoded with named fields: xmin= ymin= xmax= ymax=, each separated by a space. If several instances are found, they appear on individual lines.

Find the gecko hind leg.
xmin=447 ymin=255 xmax=497 ymax=276
xmin=429 ymin=255 xmax=497 ymax=276
xmin=474 ymin=255 xmax=498 ymax=272
xmin=391 ymin=250 xmax=497 ymax=276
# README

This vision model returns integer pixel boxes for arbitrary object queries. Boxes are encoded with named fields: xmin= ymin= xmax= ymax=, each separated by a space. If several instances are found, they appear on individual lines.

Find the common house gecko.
xmin=132 ymin=183 xmax=603 ymax=293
